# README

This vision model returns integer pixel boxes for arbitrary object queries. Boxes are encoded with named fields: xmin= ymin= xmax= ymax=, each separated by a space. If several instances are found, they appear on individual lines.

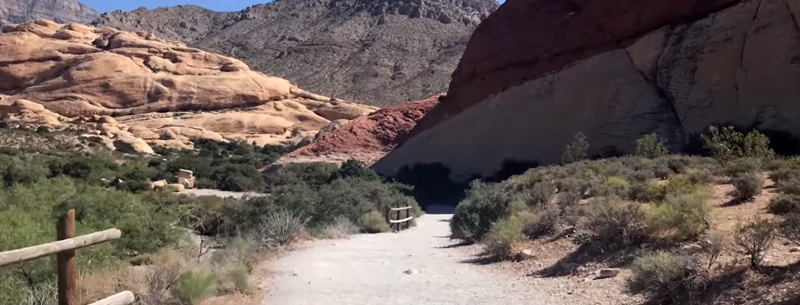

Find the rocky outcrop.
xmin=93 ymin=0 xmax=498 ymax=106
xmin=0 ymin=0 xmax=98 ymax=26
xmin=0 ymin=20 xmax=378 ymax=152
xmin=277 ymin=94 xmax=441 ymax=165
xmin=375 ymin=0 xmax=800 ymax=181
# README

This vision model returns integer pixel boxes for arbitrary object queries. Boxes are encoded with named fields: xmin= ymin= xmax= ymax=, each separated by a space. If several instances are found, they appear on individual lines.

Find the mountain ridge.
xmin=0 ymin=0 xmax=99 ymax=26
xmin=93 ymin=0 xmax=499 ymax=106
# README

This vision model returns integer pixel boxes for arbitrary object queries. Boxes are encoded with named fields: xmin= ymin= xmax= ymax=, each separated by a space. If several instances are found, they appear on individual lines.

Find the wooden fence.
xmin=387 ymin=205 xmax=414 ymax=231
xmin=0 ymin=209 xmax=135 ymax=305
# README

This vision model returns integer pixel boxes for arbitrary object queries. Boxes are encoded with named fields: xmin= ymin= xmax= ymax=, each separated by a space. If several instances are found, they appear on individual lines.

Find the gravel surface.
xmin=179 ymin=189 xmax=267 ymax=198
xmin=263 ymin=213 xmax=562 ymax=305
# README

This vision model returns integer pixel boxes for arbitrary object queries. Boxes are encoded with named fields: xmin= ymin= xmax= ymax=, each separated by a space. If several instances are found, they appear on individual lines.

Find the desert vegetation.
xmin=0 ymin=135 xmax=420 ymax=305
xmin=450 ymin=128 xmax=800 ymax=304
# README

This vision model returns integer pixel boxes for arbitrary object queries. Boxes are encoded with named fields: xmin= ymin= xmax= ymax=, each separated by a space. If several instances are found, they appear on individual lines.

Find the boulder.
xmin=113 ymin=136 xmax=155 ymax=154
xmin=375 ymin=0 xmax=800 ymax=181
xmin=595 ymin=268 xmax=621 ymax=279
xmin=166 ymin=183 xmax=185 ymax=192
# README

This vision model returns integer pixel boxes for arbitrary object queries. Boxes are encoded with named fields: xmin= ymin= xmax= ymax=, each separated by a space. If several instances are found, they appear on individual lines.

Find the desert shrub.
xmin=636 ymin=133 xmax=669 ymax=158
xmin=777 ymin=178 xmax=800 ymax=195
xmin=522 ymin=206 xmax=559 ymax=239
xmin=704 ymin=232 xmax=727 ymax=268
xmin=768 ymin=194 xmax=800 ymax=215
xmin=632 ymin=177 xmax=700 ymax=203
xmin=628 ymin=251 xmax=694 ymax=295
xmin=646 ymin=191 xmax=712 ymax=239
xmin=0 ymin=158 xmax=49 ymax=186
xmin=768 ymin=167 xmax=799 ymax=183
xmin=316 ymin=215 xmax=360 ymax=239
xmin=684 ymin=168 xmax=714 ymax=185
xmin=598 ymin=176 xmax=631 ymax=198
xmin=732 ymin=171 xmax=763 ymax=202
xmin=253 ymin=210 xmax=308 ymax=248
xmin=722 ymin=157 xmax=761 ymax=177
xmin=734 ymin=219 xmax=777 ymax=268
xmin=229 ymin=264 xmax=250 ymax=293
xmin=701 ymin=126 xmax=774 ymax=161
xmin=209 ymin=163 xmax=263 ymax=192
xmin=450 ymin=181 xmax=513 ymax=242
xmin=262 ymin=162 xmax=339 ymax=191
xmin=175 ymin=270 xmax=218 ymax=305
xmin=482 ymin=214 xmax=527 ymax=260
xmin=630 ymin=169 xmax=656 ymax=181
xmin=780 ymin=212 xmax=800 ymax=243
xmin=520 ymin=181 xmax=556 ymax=207
xmin=359 ymin=210 xmax=390 ymax=233
xmin=562 ymin=132 xmax=589 ymax=164
xmin=333 ymin=159 xmax=380 ymax=181
xmin=584 ymin=196 xmax=647 ymax=247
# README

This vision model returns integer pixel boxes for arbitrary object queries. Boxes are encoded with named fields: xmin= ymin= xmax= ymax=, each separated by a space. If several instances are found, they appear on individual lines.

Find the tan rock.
xmin=151 ymin=179 xmax=168 ymax=189
xmin=113 ymin=136 xmax=155 ymax=154
xmin=0 ymin=21 xmax=378 ymax=152
xmin=166 ymin=183 xmax=185 ymax=192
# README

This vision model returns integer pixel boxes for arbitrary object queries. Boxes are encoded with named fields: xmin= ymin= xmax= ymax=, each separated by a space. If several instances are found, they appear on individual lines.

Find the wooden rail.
xmin=0 ymin=209 xmax=135 ymax=305
xmin=387 ymin=205 xmax=414 ymax=231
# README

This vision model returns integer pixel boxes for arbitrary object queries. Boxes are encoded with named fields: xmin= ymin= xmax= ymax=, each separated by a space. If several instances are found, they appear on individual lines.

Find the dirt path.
xmin=262 ymin=213 xmax=557 ymax=305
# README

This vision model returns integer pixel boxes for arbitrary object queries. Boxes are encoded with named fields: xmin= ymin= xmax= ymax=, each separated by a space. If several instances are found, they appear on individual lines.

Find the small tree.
xmin=701 ymin=126 xmax=774 ymax=161
xmin=635 ymin=133 xmax=669 ymax=158
xmin=734 ymin=219 xmax=776 ymax=268
xmin=562 ymin=132 xmax=589 ymax=164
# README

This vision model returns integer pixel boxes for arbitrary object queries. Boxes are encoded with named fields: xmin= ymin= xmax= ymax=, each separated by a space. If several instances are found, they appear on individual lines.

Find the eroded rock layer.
xmin=376 ymin=0 xmax=800 ymax=181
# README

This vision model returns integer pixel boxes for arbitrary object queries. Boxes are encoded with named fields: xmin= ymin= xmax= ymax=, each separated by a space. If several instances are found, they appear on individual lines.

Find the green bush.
xmin=229 ymin=264 xmax=250 ymax=293
xmin=255 ymin=210 xmax=308 ymax=248
xmin=584 ymin=196 xmax=647 ymax=247
xmin=562 ymin=132 xmax=589 ymax=164
xmin=522 ymin=206 xmax=559 ymax=239
xmin=769 ymin=167 xmax=799 ymax=183
xmin=520 ymin=181 xmax=556 ymax=207
xmin=628 ymin=251 xmax=694 ymax=295
xmin=359 ymin=210 xmax=389 ymax=233
xmin=701 ymin=126 xmax=774 ymax=161
xmin=768 ymin=194 xmax=800 ymax=215
xmin=598 ymin=176 xmax=631 ymax=198
xmin=684 ymin=168 xmax=714 ymax=185
xmin=636 ymin=133 xmax=669 ymax=158
xmin=450 ymin=181 xmax=513 ymax=243
xmin=777 ymin=178 xmax=800 ymax=196
xmin=732 ymin=171 xmax=763 ymax=202
xmin=482 ymin=214 xmax=527 ymax=260
xmin=175 ymin=270 xmax=218 ymax=305
xmin=723 ymin=157 xmax=761 ymax=177
xmin=646 ymin=191 xmax=712 ymax=239
xmin=734 ymin=219 xmax=777 ymax=267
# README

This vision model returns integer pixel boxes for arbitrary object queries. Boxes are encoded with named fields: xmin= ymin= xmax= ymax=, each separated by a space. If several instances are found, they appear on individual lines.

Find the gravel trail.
xmin=262 ymin=213 xmax=554 ymax=305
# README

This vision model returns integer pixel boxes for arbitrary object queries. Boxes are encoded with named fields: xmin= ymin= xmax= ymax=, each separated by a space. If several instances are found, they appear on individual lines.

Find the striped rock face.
xmin=376 ymin=0 xmax=800 ymax=181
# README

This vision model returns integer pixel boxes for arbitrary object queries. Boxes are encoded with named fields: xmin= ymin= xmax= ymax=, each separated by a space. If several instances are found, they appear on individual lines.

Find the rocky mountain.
xmin=0 ymin=20 xmax=377 ymax=154
xmin=375 ymin=0 xmax=800 ymax=181
xmin=93 ymin=0 xmax=498 ymax=106
xmin=0 ymin=0 xmax=98 ymax=26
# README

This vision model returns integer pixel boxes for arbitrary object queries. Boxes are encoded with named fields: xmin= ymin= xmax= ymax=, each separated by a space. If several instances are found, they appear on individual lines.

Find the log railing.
xmin=387 ymin=205 xmax=413 ymax=231
xmin=0 ymin=209 xmax=135 ymax=305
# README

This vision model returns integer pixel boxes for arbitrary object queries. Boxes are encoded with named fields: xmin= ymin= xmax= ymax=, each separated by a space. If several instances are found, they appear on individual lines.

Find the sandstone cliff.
xmin=93 ymin=0 xmax=498 ymax=106
xmin=0 ymin=20 xmax=377 ymax=153
xmin=276 ymin=94 xmax=441 ymax=165
xmin=375 ymin=0 xmax=800 ymax=181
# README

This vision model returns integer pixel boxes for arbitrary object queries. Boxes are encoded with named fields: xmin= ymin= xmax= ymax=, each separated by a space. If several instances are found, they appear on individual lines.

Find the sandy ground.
xmin=179 ymin=188 xmax=267 ymax=198
xmin=262 ymin=213 xmax=595 ymax=305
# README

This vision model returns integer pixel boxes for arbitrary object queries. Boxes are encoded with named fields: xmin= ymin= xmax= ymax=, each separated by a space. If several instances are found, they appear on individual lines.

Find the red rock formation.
xmin=375 ymin=0 xmax=800 ymax=181
xmin=411 ymin=0 xmax=741 ymax=137
xmin=278 ymin=94 xmax=442 ymax=165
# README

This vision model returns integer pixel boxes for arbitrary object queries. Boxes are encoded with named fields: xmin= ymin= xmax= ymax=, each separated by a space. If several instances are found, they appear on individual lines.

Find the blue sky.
xmin=81 ymin=1 xmax=270 ymax=13
xmin=83 ymin=0 xmax=503 ymax=13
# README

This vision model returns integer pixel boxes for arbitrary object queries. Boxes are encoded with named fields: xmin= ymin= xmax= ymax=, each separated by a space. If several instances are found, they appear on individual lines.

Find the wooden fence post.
xmin=57 ymin=209 xmax=78 ymax=305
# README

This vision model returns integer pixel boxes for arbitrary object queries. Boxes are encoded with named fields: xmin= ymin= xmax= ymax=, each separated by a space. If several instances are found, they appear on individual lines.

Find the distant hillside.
xmin=93 ymin=0 xmax=498 ymax=106
xmin=0 ymin=0 xmax=98 ymax=26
